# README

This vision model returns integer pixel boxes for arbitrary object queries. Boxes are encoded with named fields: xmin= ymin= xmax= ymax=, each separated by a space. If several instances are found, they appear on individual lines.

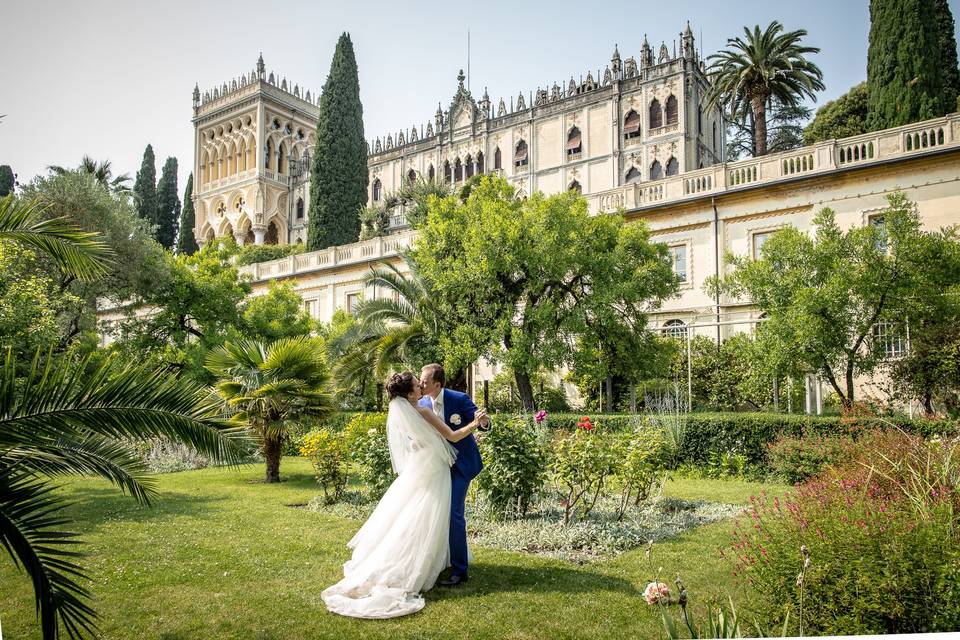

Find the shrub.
xmin=550 ymin=418 xmax=619 ymax=524
xmin=342 ymin=413 xmax=393 ymax=497
xmin=477 ymin=416 xmax=549 ymax=519
xmin=766 ymin=432 xmax=853 ymax=484
xmin=485 ymin=370 xmax=571 ymax=413
xmin=613 ymin=419 xmax=668 ymax=519
xmin=299 ymin=429 xmax=349 ymax=503
xmin=730 ymin=430 xmax=960 ymax=635
xmin=235 ymin=243 xmax=304 ymax=266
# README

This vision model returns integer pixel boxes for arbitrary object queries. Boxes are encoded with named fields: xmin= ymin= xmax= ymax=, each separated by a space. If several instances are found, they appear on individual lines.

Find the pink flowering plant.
xmin=727 ymin=429 xmax=960 ymax=635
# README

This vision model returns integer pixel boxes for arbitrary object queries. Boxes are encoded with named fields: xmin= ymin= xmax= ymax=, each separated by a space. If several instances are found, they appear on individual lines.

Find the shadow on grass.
xmin=429 ymin=562 xmax=639 ymax=601
xmin=57 ymin=485 xmax=227 ymax=533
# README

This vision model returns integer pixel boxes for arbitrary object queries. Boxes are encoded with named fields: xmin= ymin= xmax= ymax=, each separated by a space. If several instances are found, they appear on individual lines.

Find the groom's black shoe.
xmin=439 ymin=574 xmax=468 ymax=587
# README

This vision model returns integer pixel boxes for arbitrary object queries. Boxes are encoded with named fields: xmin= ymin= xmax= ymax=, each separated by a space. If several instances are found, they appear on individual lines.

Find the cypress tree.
xmin=867 ymin=0 xmax=947 ymax=130
xmin=308 ymin=32 xmax=367 ymax=250
xmin=133 ymin=144 xmax=158 ymax=232
xmin=176 ymin=173 xmax=199 ymax=255
xmin=155 ymin=157 xmax=180 ymax=249
xmin=933 ymin=0 xmax=960 ymax=110
xmin=0 ymin=165 xmax=14 ymax=197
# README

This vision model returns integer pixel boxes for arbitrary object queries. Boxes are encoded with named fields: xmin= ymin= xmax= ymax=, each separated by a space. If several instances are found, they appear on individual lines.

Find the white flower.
xmin=450 ymin=414 xmax=462 ymax=426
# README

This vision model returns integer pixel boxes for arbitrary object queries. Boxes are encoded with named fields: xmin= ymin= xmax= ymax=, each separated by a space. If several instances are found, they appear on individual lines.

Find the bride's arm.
xmin=417 ymin=407 xmax=478 ymax=443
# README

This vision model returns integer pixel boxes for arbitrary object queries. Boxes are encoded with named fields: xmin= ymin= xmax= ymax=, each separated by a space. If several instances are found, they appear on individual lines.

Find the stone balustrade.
xmin=589 ymin=112 xmax=959 ymax=214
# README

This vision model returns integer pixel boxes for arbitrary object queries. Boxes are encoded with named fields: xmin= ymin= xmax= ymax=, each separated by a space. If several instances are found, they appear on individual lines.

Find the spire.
xmin=256 ymin=52 xmax=265 ymax=79
xmin=192 ymin=83 xmax=200 ymax=108
xmin=611 ymin=43 xmax=622 ymax=74
xmin=612 ymin=43 xmax=621 ymax=61
xmin=684 ymin=20 xmax=693 ymax=37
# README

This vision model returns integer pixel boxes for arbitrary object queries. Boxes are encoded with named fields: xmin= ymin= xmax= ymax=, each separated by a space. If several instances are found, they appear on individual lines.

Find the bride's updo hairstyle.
xmin=386 ymin=371 xmax=416 ymax=400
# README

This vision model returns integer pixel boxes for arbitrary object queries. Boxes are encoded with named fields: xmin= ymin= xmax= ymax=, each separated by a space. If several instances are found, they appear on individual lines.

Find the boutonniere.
xmin=450 ymin=414 xmax=462 ymax=426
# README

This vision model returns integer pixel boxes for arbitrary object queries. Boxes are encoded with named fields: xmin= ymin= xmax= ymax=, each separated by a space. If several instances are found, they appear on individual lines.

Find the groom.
xmin=419 ymin=363 xmax=488 ymax=586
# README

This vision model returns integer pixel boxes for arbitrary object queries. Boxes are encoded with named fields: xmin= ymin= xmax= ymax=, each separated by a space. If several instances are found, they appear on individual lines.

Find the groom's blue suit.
xmin=420 ymin=388 xmax=483 ymax=579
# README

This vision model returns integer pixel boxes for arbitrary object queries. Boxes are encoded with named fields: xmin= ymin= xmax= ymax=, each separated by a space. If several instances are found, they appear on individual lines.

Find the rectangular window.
xmin=869 ymin=214 xmax=888 ymax=252
xmin=873 ymin=321 xmax=907 ymax=359
xmin=668 ymin=245 xmax=688 ymax=282
xmin=752 ymin=231 xmax=773 ymax=260
xmin=346 ymin=293 xmax=360 ymax=315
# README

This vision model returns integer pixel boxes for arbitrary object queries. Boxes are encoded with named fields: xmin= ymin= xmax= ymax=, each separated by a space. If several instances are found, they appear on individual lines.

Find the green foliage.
xmin=550 ymin=422 xmax=619 ymax=524
xmin=48 ymin=156 xmax=131 ymax=195
xmin=176 ymin=173 xmax=198 ymax=255
xmin=359 ymin=176 xmax=454 ymax=239
xmin=934 ymin=0 xmax=960 ymax=110
xmin=0 ymin=347 xmax=249 ymax=640
xmin=867 ymin=0 xmax=950 ymax=130
xmin=766 ymin=432 xmax=852 ymax=483
xmin=706 ymin=21 xmax=824 ymax=156
xmin=155 ymin=157 xmax=180 ymax=249
xmin=613 ymin=420 xmax=668 ymax=518
xmin=133 ymin=144 xmax=158 ymax=230
xmin=477 ymin=416 xmax=549 ymax=519
xmin=298 ymin=429 xmax=348 ymax=503
xmin=318 ymin=310 xmax=381 ymax=410
xmin=485 ymin=369 xmax=571 ymax=413
xmin=716 ymin=191 xmax=957 ymax=408
xmin=733 ymin=431 xmax=960 ymax=634
xmin=234 ymin=242 xmax=304 ymax=265
xmin=726 ymin=99 xmax=812 ymax=160
xmin=206 ymin=336 xmax=335 ymax=483
xmin=342 ymin=413 xmax=393 ymax=496
xmin=412 ymin=176 xmax=677 ymax=410
xmin=241 ymin=281 xmax=314 ymax=341
xmin=0 ymin=165 xmax=15 ymax=196
xmin=803 ymin=82 xmax=869 ymax=144
xmin=308 ymin=33 xmax=366 ymax=250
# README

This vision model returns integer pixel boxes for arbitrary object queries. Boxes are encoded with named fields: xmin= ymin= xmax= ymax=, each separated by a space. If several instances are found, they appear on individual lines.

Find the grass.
xmin=0 ymin=458 xmax=788 ymax=639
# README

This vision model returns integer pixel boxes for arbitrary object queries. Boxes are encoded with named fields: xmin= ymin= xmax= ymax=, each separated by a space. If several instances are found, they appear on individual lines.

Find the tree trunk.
xmin=923 ymin=393 xmax=935 ymax=417
xmin=514 ymin=370 xmax=536 ymax=412
xmin=751 ymin=94 xmax=768 ymax=156
xmin=263 ymin=437 xmax=282 ymax=483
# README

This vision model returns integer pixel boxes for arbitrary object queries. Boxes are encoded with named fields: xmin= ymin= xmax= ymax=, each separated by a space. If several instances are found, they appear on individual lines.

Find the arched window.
xmin=624 ymin=110 xmax=641 ymax=140
xmin=665 ymin=95 xmax=678 ymax=125
xmin=465 ymin=154 xmax=474 ymax=179
xmin=650 ymin=160 xmax=663 ymax=180
xmin=662 ymin=319 xmax=688 ymax=340
xmin=494 ymin=147 xmax=502 ymax=170
xmin=443 ymin=160 xmax=452 ymax=183
xmin=568 ymin=180 xmax=582 ymax=194
xmin=265 ymin=139 xmax=273 ymax=170
xmin=428 ymin=164 xmax=435 ymax=181
xmin=265 ymin=221 xmax=279 ymax=245
xmin=372 ymin=178 xmax=382 ymax=201
xmin=566 ymin=126 xmax=582 ymax=159
xmin=278 ymin=142 xmax=287 ymax=175
xmin=625 ymin=167 xmax=641 ymax=184
xmin=476 ymin=152 xmax=484 ymax=174
xmin=454 ymin=157 xmax=463 ymax=182
xmin=649 ymin=98 xmax=663 ymax=129
xmin=296 ymin=197 xmax=304 ymax=220
xmin=665 ymin=156 xmax=679 ymax=176
xmin=407 ymin=169 xmax=417 ymax=184
xmin=244 ymin=228 xmax=254 ymax=245
xmin=514 ymin=140 xmax=528 ymax=167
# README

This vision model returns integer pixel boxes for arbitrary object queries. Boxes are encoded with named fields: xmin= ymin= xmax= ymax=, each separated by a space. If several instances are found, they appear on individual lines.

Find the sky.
xmin=3 ymin=0 xmax=959 ymax=194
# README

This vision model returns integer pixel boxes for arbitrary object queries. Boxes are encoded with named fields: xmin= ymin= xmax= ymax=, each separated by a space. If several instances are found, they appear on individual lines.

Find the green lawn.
xmin=0 ymin=458 xmax=787 ymax=639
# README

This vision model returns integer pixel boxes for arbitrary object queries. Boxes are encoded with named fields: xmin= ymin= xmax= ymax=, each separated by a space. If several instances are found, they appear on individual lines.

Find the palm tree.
xmin=0 ymin=194 xmax=111 ymax=281
xmin=206 ymin=337 xmax=335 ymax=483
xmin=360 ymin=176 xmax=454 ymax=238
xmin=335 ymin=259 xmax=445 ymax=391
xmin=48 ymin=157 xmax=132 ymax=195
xmin=1 ymin=348 xmax=250 ymax=640
xmin=705 ymin=21 xmax=824 ymax=156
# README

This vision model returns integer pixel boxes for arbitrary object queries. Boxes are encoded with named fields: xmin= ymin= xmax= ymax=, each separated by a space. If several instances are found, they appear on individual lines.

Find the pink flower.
xmin=643 ymin=582 xmax=671 ymax=605
xmin=535 ymin=410 xmax=547 ymax=424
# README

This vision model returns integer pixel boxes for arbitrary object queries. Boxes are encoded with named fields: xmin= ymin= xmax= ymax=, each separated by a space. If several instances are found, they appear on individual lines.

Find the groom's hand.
xmin=476 ymin=410 xmax=490 ymax=432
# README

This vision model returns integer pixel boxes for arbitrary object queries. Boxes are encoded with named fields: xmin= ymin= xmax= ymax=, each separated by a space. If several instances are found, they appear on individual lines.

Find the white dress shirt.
xmin=432 ymin=390 xmax=444 ymax=421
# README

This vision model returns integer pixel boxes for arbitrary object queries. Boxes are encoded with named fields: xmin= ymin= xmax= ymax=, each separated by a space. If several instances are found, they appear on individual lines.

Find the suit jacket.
xmin=419 ymin=388 xmax=484 ymax=480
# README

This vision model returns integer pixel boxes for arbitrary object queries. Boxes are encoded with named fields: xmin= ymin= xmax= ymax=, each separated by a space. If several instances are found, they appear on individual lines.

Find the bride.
xmin=321 ymin=371 xmax=484 ymax=619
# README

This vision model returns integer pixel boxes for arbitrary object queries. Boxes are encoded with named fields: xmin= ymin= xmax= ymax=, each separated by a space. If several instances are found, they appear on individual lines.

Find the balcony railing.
xmin=588 ymin=112 xmax=959 ymax=214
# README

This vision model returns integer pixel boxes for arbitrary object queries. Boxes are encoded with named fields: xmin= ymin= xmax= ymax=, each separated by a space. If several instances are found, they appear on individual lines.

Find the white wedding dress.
xmin=322 ymin=397 xmax=457 ymax=618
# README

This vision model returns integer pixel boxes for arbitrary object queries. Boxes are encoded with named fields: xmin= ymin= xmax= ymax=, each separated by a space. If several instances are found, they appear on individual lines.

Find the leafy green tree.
xmin=133 ymin=144 xmax=158 ymax=231
xmin=1 ymin=347 xmax=248 ymax=640
xmin=308 ymin=33 xmax=366 ymax=250
xmin=242 ymin=281 xmax=314 ymax=341
xmin=113 ymin=240 xmax=249 ymax=382
xmin=716 ymin=191 xmax=955 ymax=409
xmin=867 ymin=0 xmax=948 ymax=130
xmin=359 ymin=176 xmax=454 ymax=239
xmin=727 ymin=99 xmax=812 ymax=160
xmin=706 ymin=21 xmax=824 ymax=156
xmin=0 ymin=165 xmax=15 ymax=196
xmin=804 ymin=82 xmax=870 ymax=144
xmin=155 ymin=157 xmax=180 ymax=249
xmin=176 ymin=173 xmax=198 ymax=255
xmin=318 ymin=309 xmax=380 ymax=410
xmin=934 ymin=0 xmax=960 ymax=110
xmin=411 ymin=176 xmax=677 ymax=411
xmin=206 ymin=337 xmax=335 ymax=483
